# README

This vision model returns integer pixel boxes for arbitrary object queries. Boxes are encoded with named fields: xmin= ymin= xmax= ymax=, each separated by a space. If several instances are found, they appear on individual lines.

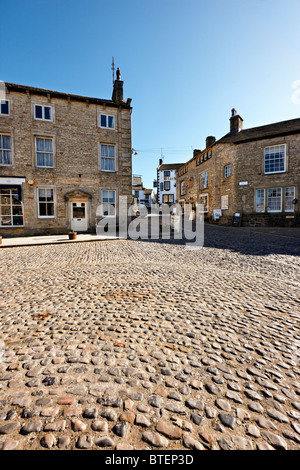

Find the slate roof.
xmin=158 ymin=163 xmax=185 ymax=170
xmin=4 ymin=82 xmax=132 ymax=109
xmin=217 ymin=117 xmax=300 ymax=144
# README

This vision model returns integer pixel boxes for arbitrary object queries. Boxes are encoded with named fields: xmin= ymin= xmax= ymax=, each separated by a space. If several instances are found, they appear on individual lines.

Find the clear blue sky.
xmin=1 ymin=0 xmax=300 ymax=189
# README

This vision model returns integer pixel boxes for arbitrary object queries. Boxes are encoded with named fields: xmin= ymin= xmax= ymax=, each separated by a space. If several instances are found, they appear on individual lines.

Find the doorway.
xmin=71 ymin=201 xmax=88 ymax=232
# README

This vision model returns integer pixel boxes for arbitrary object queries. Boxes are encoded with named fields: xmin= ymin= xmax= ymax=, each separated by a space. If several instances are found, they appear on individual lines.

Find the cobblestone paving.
xmin=0 ymin=226 xmax=299 ymax=450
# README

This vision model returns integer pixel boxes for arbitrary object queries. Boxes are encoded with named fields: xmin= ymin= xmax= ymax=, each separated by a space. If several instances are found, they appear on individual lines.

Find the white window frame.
xmin=264 ymin=144 xmax=286 ymax=174
xmin=99 ymin=114 xmax=115 ymax=130
xmin=101 ymin=189 xmax=116 ymax=217
xmin=224 ymin=164 xmax=231 ymax=178
xmin=267 ymin=188 xmax=282 ymax=213
xmin=0 ymin=133 xmax=12 ymax=166
xmin=35 ymin=136 xmax=54 ymax=168
xmin=37 ymin=187 xmax=55 ymax=218
xmin=0 ymin=100 xmax=10 ymax=116
xmin=284 ymin=187 xmax=295 ymax=212
xmin=255 ymin=189 xmax=265 ymax=213
xmin=200 ymin=171 xmax=208 ymax=190
xmin=221 ymin=195 xmax=229 ymax=210
xmin=34 ymin=135 xmax=54 ymax=168
xmin=180 ymin=181 xmax=186 ymax=196
xmin=0 ymin=187 xmax=24 ymax=227
xmin=34 ymin=104 xmax=53 ymax=121
xmin=199 ymin=193 xmax=209 ymax=213
xmin=100 ymin=143 xmax=116 ymax=172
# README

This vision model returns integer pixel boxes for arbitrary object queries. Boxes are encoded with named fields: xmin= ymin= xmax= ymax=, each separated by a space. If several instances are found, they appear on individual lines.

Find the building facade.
xmin=156 ymin=160 xmax=184 ymax=205
xmin=132 ymin=176 xmax=155 ymax=208
xmin=0 ymin=72 xmax=133 ymax=237
xmin=177 ymin=111 xmax=300 ymax=226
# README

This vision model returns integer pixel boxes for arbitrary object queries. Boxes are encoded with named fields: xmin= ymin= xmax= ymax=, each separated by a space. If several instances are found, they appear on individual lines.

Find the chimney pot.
xmin=230 ymin=110 xmax=243 ymax=133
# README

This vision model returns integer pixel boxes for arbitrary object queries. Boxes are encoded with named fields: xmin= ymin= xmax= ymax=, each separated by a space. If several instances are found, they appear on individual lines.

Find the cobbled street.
xmin=0 ymin=225 xmax=300 ymax=451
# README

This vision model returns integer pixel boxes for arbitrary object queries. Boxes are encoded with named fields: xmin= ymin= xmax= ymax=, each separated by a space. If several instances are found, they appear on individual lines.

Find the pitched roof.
xmin=217 ymin=117 xmax=300 ymax=144
xmin=158 ymin=163 xmax=185 ymax=170
xmin=4 ymin=82 xmax=132 ymax=109
xmin=144 ymin=188 xmax=153 ymax=195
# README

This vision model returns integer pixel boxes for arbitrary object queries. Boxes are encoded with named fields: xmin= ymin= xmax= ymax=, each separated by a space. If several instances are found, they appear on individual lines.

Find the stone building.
xmin=177 ymin=110 xmax=300 ymax=226
xmin=0 ymin=70 xmax=133 ymax=236
xmin=156 ymin=160 xmax=184 ymax=205
xmin=132 ymin=176 xmax=155 ymax=208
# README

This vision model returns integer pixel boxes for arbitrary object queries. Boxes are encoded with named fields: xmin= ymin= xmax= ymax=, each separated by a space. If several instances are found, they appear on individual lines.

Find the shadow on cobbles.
xmin=136 ymin=224 xmax=300 ymax=257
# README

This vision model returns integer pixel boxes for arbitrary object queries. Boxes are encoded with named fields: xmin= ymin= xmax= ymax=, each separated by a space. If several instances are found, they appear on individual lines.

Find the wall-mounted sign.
xmin=213 ymin=209 xmax=222 ymax=220
xmin=239 ymin=181 xmax=248 ymax=186
xmin=28 ymin=180 xmax=34 ymax=185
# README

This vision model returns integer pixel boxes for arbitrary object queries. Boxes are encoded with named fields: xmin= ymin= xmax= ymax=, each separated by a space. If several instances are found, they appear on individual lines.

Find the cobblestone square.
xmin=0 ymin=225 xmax=299 ymax=450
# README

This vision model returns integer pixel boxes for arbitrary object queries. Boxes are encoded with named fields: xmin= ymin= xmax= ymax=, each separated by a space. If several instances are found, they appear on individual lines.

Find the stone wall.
xmin=0 ymin=86 xmax=132 ymax=236
xmin=176 ymin=133 xmax=299 ymax=227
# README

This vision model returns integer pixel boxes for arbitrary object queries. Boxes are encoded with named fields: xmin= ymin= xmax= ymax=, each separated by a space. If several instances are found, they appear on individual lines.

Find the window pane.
xmin=109 ymin=191 xmax=115 ymax=204
xmin=267 ymin=188 xmax=281 ymax=212
xmin=256 ymin=189 xmax=265 ymax=212
xmin=44 ymin=139 xmax=53 ymax=152
xmin=36 ymin=138 xmax=45 ymax=151
xmin=38 ymin=189 xmax=46 ymax=200
xmin=2 ymin=135 xmax=11 ymax=149
xmin=101 ymin=145 xmax=108 ymax=157
xmin=285 ymin=187 xmax=295 ymax=212
xmin=73 ymin=206 xmax=85 ymax=218
xmin=101 ymin=115 xmax=107 ymax=127
xmin=1 ymin=100 xmax=9 ymax=115
xmin=102 ymin=190 xmax=108 ymax=202
xmin=44 ymin=107 xmax=51 ymax=120
xmin=108 ymin=116 xmax=114 ymax=128
xmin=0 ymin=150 xmax=12 ymax=165
xmin=35 ymin=105 xmax=43 ymax=119
xmin=46 ymin=189 xmax=54 ymax=200
xmin=39 ymin=203 xmax=47 ymax=216
xmin=108 ymin=158 xmax=115 ymax=171
xmin=108 ymin=145 xmax=115 ymax=158
xmin=44 ymin=153 xmax=53 ymax=167
xmin=47 ymin=203 xmax=54 ymax=216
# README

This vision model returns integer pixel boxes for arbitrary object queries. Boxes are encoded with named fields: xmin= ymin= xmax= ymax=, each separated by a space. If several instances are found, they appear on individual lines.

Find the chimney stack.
xmin=112 ymin=67 xmax=124 ymax=103
xmin=230 ymin=108 xmax=243 ymax=133
xmin=206 ymin=136 xmax=216 ymax=148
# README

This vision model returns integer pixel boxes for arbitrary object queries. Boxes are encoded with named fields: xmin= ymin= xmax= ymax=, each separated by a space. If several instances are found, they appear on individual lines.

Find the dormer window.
xmin=34 ymin=104 xmax=52 ymax=121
